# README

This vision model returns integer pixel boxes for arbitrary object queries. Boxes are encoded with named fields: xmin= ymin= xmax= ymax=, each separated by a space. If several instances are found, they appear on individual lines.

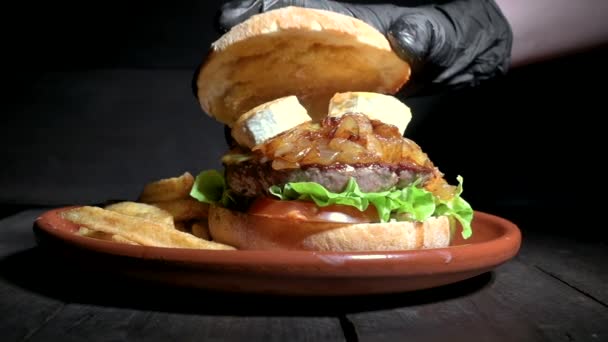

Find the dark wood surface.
xmin=1 ymin=209 xmax=606 ymax=342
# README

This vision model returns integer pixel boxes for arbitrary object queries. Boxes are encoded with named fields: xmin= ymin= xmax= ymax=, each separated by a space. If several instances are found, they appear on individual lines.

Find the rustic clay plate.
xmin=33 ymin=207 xmax=521 ymax=296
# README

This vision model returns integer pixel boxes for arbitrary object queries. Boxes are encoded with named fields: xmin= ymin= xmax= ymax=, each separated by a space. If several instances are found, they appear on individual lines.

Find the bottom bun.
xmin=208 ymin=205 xmax=452 ymax=251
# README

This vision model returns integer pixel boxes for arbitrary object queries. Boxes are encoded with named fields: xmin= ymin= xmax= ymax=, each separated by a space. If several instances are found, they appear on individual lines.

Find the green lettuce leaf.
xmin=270 ymin=176 xmax=474 ymax=239
xmin=189 ymin=170 xmax=233 ymax=207
xmin=434 ymin=176 xmax=474 ymax=239
xmin=191 ymin=169 xmax=474 ymax=239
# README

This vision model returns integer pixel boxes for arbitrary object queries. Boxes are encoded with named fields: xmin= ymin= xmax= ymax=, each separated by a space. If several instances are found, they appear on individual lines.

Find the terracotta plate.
xmin=33 ymin=207 xmax=521 ymax=296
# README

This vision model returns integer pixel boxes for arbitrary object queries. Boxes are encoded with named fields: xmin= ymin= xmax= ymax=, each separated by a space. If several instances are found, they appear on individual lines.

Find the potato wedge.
xmin=105 ymin=201 xmax=174 ymax=228
xmin=77 ymin=227 xmax=140 ymax=245
xmin=111 ymin=234 xmax=140 ymax=245
xmin=78 ymin=226 xmax=112 ymax=240
xmin=151 ymin=198 xmax=209 ymax=221
xmin=63 ymin=206 xmax=235 ymax=250
xmin=138 ymin=172 xmax=194 ymax=203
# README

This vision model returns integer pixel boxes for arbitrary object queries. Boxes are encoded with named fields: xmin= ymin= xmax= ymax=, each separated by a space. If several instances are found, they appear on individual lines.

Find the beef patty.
xmin=226 ymin=161 xmax=436 ymax=198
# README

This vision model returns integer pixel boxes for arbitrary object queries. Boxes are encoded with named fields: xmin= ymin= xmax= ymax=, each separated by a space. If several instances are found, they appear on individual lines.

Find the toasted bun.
xmin=196 ymin=6 xmax=411 ymax=126
xmin=208 ymin=205 xmax=451 ymax=252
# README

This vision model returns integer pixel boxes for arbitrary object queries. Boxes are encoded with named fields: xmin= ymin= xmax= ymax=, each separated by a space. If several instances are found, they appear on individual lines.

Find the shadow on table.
xmin=0 ymin=247 xmax=493 ymax=316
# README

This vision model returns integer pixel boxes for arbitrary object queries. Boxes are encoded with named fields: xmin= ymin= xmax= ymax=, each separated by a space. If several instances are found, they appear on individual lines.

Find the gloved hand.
xmin=218 ymin=0 xmax=513 ymax=96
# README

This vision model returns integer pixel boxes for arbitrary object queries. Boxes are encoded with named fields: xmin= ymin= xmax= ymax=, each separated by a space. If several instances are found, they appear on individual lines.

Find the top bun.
xmin=196 ymin=6 xmax=411 ymax=126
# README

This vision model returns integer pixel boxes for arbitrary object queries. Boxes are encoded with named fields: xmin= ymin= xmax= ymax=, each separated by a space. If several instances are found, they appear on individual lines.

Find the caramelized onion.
xmin=254 ymin=113 xmax=435 ymax=170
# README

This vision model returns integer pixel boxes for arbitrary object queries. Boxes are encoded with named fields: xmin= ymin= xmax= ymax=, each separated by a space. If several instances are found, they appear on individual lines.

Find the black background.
xmin=2 ymin=0 xmax=606 ymax=233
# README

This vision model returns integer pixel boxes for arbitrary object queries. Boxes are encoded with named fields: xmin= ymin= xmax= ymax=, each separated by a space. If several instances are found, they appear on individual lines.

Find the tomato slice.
xmin=247 ymin=197 xmax=379 ymax=224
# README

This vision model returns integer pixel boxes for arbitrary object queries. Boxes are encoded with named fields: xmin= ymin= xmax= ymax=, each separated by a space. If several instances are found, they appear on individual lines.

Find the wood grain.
xmin=0 ymin=280 xmax=64 ymax=342
xmin=346 ymin=260 xmax=608 ymax=341
xmin=24 ymin=305 xmax=345 ymax=342
xmin=0 ymin=210 xmax=66 ymax=341
xmin=517 ymin=232 xmax=608 ymax=306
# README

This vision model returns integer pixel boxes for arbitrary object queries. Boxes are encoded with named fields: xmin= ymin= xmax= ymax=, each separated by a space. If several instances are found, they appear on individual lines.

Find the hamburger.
xmin=190 ymin=6 xmax=473 ymax=251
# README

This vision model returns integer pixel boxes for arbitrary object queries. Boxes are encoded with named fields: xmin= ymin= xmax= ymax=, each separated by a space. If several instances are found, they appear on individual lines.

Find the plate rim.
xmin=33 ymin=206 xmax=522 ymax=278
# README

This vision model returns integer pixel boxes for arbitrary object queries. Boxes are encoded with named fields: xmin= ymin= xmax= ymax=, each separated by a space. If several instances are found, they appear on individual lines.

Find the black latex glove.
xmin=218 ymin=0 xmax=513 ymax=96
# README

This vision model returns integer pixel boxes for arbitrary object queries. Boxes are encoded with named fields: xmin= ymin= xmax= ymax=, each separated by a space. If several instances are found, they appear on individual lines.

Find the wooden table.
xmin=1 ymin=208 xmax=606 ymax=342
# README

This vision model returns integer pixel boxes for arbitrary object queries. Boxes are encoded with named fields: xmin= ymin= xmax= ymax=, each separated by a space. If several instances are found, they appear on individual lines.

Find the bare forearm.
xmin=496 ymin=0 xmax=608 ymax=67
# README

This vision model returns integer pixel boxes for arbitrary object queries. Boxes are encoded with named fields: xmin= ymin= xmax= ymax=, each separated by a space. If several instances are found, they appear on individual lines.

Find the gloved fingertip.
xmin=218 ymin=0 xmax=264 ymax=32
xmin=387 ymin=16 xmax=434 ymax=72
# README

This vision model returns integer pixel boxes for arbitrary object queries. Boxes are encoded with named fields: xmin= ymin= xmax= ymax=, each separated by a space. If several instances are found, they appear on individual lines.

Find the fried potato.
xmin=151 ymin=198 xmax=209 ymax=221
xmin=191 ymin=221 xmax=211 ymax=240
xmin=111 ymin=234 xmax=140 ymax=245
xmin=138 ymin=172 xmax=195 ymax=203
xmin=77 ymin=227 xmax=140 ymax=245
xmin=105 ymin=201 xmax=174 ymax=229
xmin=63 ymin=206 xmax=235 ymax=250
xmin=78 ymin=227 xmax=112 ymax=240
